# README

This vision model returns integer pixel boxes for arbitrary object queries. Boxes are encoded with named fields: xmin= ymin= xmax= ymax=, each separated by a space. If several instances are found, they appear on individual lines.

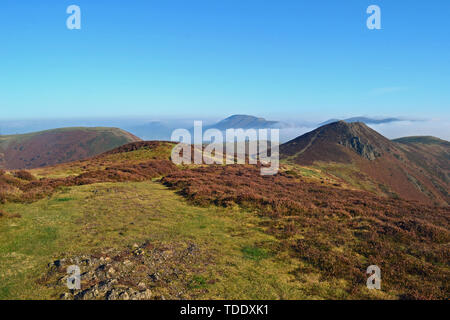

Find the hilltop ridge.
xmin=280 ymin=121 xmax=449 ymax=205
xmin=0 ymin=127 xmax=141 ymax=170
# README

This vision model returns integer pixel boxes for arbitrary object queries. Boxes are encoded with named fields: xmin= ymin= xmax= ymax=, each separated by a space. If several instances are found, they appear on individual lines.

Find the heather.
xmin=162 ymin=165 xmax=450 ymax=299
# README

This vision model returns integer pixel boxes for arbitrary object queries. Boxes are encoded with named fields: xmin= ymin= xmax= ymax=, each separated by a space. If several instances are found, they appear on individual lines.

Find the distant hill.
xmin=392 ymin=136 xmax=449 ymax=200
xmin=393 ymin=136 xmax=450 ymax=146
xmin=0 ymin=127 xmax=141 ymax=169
xmin=125 ymin=121 xmax=173 ymax=141
xmin=208 ymin=115 xmax=287 ymax=130
xmin=280 ymin=121 xmax=449 ymax=205
xmin=319 ymin=116 xmax=402 ymax=126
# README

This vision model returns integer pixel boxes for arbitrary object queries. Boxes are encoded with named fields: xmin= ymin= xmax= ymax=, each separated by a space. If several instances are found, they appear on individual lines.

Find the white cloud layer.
xmin=278 ymin=119 xmax=450 ymax=143
xmin=367 ymin=120 xmax=450 ymax=141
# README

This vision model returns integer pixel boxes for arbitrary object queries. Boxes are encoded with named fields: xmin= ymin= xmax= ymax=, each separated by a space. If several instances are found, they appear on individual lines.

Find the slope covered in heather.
xmin=280 ymin=121 xmax=449 ymax=205
xmin=0 ymin=127 xmax=141 ymax=170
xmin=0 ymin=137 xmax=448 ymax=300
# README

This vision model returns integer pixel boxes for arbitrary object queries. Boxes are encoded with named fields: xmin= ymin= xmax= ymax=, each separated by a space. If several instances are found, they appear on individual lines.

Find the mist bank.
xmin=1 ymin=118 xmax=448 ymax=143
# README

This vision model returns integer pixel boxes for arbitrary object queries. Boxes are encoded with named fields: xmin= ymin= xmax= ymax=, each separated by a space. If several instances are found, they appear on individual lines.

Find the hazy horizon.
xmin=1 ymin=114 xmax=449 ymax=142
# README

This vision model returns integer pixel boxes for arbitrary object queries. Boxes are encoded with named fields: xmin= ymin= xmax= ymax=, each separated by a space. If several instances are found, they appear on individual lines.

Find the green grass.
xmin=298 ymin=167 xmax=320 ymax=178
xmin=314 ymin=162 xmax=380 ymax=193
xmin=188 ymin=275 xmax=208 ymax=289
xmin=0 ymin=178 xmax=399 ymax=300
xmin=101 ymin=143 xmax=174 ymax=163
xmin=53 ymin=197 xmax=74 ymax=202
xmin=0 ymin=180 xmax=327 ymax=300
xmin=282 ymin=164 xmax=323 ymax=180
xmin=241 ymin=246 xmax=270 ymax=261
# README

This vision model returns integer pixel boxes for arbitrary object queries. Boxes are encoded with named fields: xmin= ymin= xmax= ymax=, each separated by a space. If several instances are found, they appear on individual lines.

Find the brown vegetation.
xmin=0 ymin=209 xmax=21 ymax=219
xmin=0 ymin=127 xmax=141 ymax=170
xmin=162 ymin=165 xmax=450 ymax=299
xmin=280 ymin=121 xmax=449 ymax=205
xmin=0 ymin=160 xmax=177 ymax=203
xmin=2 ymin=134 xmax=448 ymax=299
xmin=12 ymin=170 xmax=36 ymax=181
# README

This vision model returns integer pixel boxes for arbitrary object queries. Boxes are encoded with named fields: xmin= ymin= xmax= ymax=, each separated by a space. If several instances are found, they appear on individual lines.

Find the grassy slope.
xmin=393 ymin=136 xmax=449 ymax=146
xmin=280 ymin=160 xmax=385 ymax=196
xmin=32 ymin=142 xmax=175 ymax=179
xmin=0 ymin=180 xmax=390 ymax=300
xmin=2 ymin=141 xmax=445 ymax=300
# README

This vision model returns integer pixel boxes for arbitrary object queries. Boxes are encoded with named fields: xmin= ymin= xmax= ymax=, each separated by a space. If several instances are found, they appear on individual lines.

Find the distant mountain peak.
xmin=210 ymin=114 xmax=284 ymax=130
xmin=223 ymin=114 xmax=264 ymax=121
xmin=281 ymin=122 xmax=449 ymax=205
xmin=331 ymin=122 xmax=384 ymax=160
xmin=280 ymin=120 xmax=392 ymax=164
xmin=319 ymin=116 xmax=402 ymax=126
xmin=316 ymin=121 xmax=389 ymax=160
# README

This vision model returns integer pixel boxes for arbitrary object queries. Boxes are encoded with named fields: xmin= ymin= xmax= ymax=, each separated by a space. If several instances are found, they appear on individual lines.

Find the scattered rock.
xmin=118 ymin=291 xmax=130 ymax=300
xmin=60 ymin=292 xmax=71 ymax=300
xmin=148 ymin=272 xmax=160 ymax=282
xmin=133 ymin=248 xmax=145 ymax=256
xmin=123 ymin=259 xmax=132 ymax=266
xmin=43 ymin=241 xmax=212 ymax=300
xmin=136 ymin=289 xmax=152 ymax=300
xmin=107 ymin=267 xmax=116 ymax=276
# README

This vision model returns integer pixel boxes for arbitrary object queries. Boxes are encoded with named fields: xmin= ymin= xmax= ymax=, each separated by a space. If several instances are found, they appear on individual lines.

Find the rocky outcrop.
xmin=338 ymin=136 xmax=381 ymax=160
xmin=41 ymin=241 xmax=212 ymax=300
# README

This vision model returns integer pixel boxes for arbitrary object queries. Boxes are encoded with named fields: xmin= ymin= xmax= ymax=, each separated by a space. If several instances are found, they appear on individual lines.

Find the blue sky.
xmin=0 ymin=0 xmax=449 ymax=121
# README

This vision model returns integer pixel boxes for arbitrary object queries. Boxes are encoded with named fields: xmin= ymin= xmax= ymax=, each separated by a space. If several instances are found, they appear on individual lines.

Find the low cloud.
xmin=368 ymin=119 xmax=450 ymax=141
xmin=280 ymin=119 xmax=449 ymax=143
